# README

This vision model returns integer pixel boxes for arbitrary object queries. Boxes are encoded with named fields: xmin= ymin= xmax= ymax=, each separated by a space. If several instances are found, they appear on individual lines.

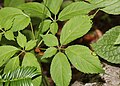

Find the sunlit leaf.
xmin=18 ymin=2 xmax=51 ymax=18
xmin=50 ymin=52 xmax=71 ymax=86
xmin=41 ymin=34 xmax=58 ymax=46
xmin=50 ymin=22 xmax=58 ymax=35
xmin=4 ymin=56 xmax=20 ymax=73
xmin=17 ymin=32 xmax=27 ymax=48
xmin=65 ymin=45 xmax=104 ymax=73
xmin=41 ymin=47 xmax=57 ymax=59
xmin=60 ymin=15 xmax=92 ymax=45
xmin=0 ymin=46 xmax=19 ymax=67
xmin=58 ymin=2 xmax=95 ymax=21
xmin=44 ymin=0 xmax=63 ymax=14
xmin=4 ymin=30 xmax=15 ymax=41
xmin=25 ymin=40 xmax=37 ymax=51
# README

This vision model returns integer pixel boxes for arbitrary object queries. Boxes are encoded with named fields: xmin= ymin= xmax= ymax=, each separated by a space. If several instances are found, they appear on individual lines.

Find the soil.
xmin=71 ymin=62 xmax=120 ymax=86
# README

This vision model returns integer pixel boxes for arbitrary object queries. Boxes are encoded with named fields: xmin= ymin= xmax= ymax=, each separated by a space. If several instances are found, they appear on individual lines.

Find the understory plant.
xmin=0 ymin=0 xmax=120 ymax=86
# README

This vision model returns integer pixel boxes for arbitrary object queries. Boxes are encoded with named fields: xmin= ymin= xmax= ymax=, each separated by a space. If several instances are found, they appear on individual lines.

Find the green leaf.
xmin=22 ymin=52 xmax=41 ymax=72
xmin=58 ymin=2 xmax=95 ymax=21
xmin=39 ymin=19 xmax=51 ymax=33
xmin=11 ymin=15 xmax=30 ymax=32
xmin=4 ymin=30 xmax=15 ymax=41
xmin=18 ymin=2 xmax=51 ymax=18
xmin=60 ymin=15 xmax=92 ymax=45
xmin=4 ymin=56 xmax=20 ymax=73
xmin=89 ymin=0 xmax=120 ymax=15
xmin=65 ymin=45 xmax=104 ymax=73
xmin=17 ymin=32 xmax=27 ymax=48
xmin=42 ymin=34 xmax=58 ymax=46
xmin=4 ymin=0 xmax=25 ymax=7
xmin=50 ymin=52 xmax=71 ymax=86
xmin=92 ymin=26 xmax=120 ymax=63
xmin=0 ymin=7 xmax=24 ymax=30
xmin=44 ymin=0 xmax=63 ymax=15
xmin=114 ymin=34 xmax=120 ymax=45
xmin=25 ymin=40 xmax=37 ymax=51
xmin=41 ymin=47 xmax=57 ymax=59
xmin=50 ymin=22 xmax=58 ymax=35
xmin=0 ymin=46 xmax=19 ymax=67
xmin=32 ymin=76 xmax=42 ymax=86
xmin=1 ymin=66 xmax=40 ymax=86
xmin=22 ymin=53 xmax=41 ymax=86
xmin=101 ymin=0 xmax=120 ymax=15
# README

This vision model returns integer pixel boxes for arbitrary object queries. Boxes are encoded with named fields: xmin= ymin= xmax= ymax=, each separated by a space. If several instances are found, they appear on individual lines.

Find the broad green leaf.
xmin=58 ymin=2 xmax=95 ymax=21
xmin=4 ymin=0 xmax=25 ymax=7
xmin=23 ymin=52 xmax=41 ymax=72
xmin=0 ymin=7 xmax=24 ymax=30
xmin=92 ymin=26 xmax=120 ymax=63
xmin=23 ymin=53 xmax=42 ymax=86
xmin=32 ymin=76 xmax=42 ymax=86
xmin=41 ymin=47 xmax=57 ymax=59
xmin=101 ymin=0 xmax=120 ymax=15
xmin=0 ymin=46 xmax=19 ymax=67
xmin=11 ymin=15 xmax=30 ymax=32
xmin=41 ymin=34 xmax=58 ymax=46
xmin=89 ymin=0 xmax=120 ymax=15
xmin=17 ymin=32 xmax=27 ymax=48
xmin=25 ymin=40 xmax=37 ymax=51
xmin=60 ymin=15 xmax=92 ymax=45
xmin=44 ymin=0 xmax=63 ymax=15
xmin=4 ymin=56 xmax=20 ymax=73
xmin=65 ymin=45 xmax=104 ymax=73
xmin=50 ymin=22 xmax=58 ymax=35
xmin=50 ymin=52 xmax=71 ymax=86
xmin=18 ymin=2 xmax=51 ymax=18
xmin=114 ymin=34 xmax=120 ymax=45
xmin=4 ymin=30 xmax=15 ymax=41
xmin=39 ymin=19 xmax=51 ymax=33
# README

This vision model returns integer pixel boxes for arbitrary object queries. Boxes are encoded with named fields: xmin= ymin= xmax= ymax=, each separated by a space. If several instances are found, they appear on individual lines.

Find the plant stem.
xmin=30 ymin=22 xmax=35 ymax=40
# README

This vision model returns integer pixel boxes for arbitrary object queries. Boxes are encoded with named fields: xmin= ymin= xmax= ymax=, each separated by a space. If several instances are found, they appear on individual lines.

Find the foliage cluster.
xmin=0 ymin=0 xmax=120 ymax=86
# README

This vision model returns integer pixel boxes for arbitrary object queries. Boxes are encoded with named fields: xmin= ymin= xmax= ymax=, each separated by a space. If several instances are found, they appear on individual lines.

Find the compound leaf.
xmin=60 ymin=15 xmax=92 ymax=45
xmin=41 ymin=34 xmax=58 ymax=46
xmin=65 ymin=45 xmax=104 ymax=73
xmin=50 ymin=52 xmax=71 ymax=86
xmin=92 ymin=26 xmax=120 ymax=63
xmin=58 ymin=1 xmax=95 ymax=21
xmin=44 ymin=0 xmax=63 ymax=15
xmin=0 ymin=46 xmax=19 ymax=67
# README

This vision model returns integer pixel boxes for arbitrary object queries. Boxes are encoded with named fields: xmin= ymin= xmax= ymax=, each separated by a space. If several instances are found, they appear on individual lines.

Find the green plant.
xmin=0 ymin=0 xmax=120 ymax=86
